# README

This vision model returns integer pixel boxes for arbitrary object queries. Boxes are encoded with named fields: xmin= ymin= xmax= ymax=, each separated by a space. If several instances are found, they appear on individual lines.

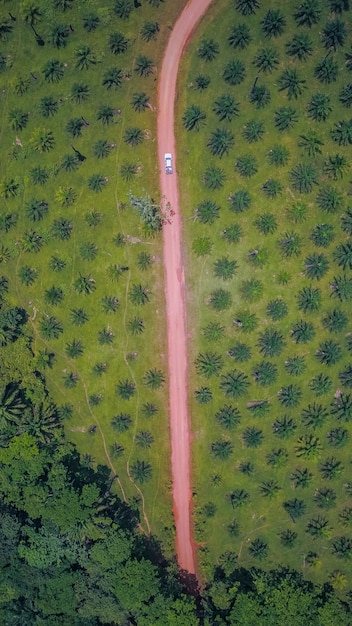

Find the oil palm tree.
xmin=235 ymin=154 xmax=258 ymax=177
xmin=130 ymin=460 xmax=152 ymax=483
xmin=18 ymin=265 xmax=38 ymax=286
xmin=328 ymin=427 xmax=349 ymax=448
xmin=323 ymin=308 xmax=348 ymax=333
xmin=314 ymin=56 xmax=338 ymax=84
xmin=209 ymin=288 xmax=232 ymax=310
xmin=31 ymin=128 xmax=55 ymax=152
xmin=228 ymin=23 xmax=251 ymax=49
xmin=141 ymin=21 xmax=159 ymax=42
xmin=306 ymin=516 xmax=331 ymax=537
xmin=124 ymin=127 xmax=144 ymax=147
xmin=0 ymin=18 xmax=13 ymax=41
xmin=249 ymin=84 xmax=271 ymax=108
xmin=320 ymin=457 xmax=343 ymax=480
xmin=243 ymin=427 xmax=264 ymax=448
xmin=127 ymin=317 xmax=144 ymax=335
xmin=93 ymin=140 xmax=111 ymax=159
xmin=290 ymin=162 xmax=318 ymax=193
xmin=195 ymin=200 xmax=220 ymax=224
xmin=39 ymin=96 xmax=58 ymax=118
xmin=215 ymin=404 xmax=241 ymax=429
xmin=261 ymin=179 xmax=282 ymax=198
xmin=182 ymin=104 xmax=206 ymax=131
xmin=213 ymin=256 xmax=238 ymax=280
xmin=240 ymin=278 xmax=263 ymax=302
xmin=8 ymin=109 xmax=29 ymax=131
xmin=25 ymin=198 xmax=48 ymax=222
xmin=278 ymin=384 xmax=302 ymax=408
xmin=229 ymin=189 xmax=251 ymax=213
xmin=333 ymin=241 xmax=352 ymax=270
xmin=143 ymin=368 xmax=165 ymax=389
xmin=272 ymin=416 xmax=296 ymax=440
xmin=98 ymin=329 xmax=113 ymax=346
xmin=316 ymin=340 xmax=342 ymax=365
xmin=331 ymin=119 xmax=352 ymax=145
xmin=134 ymin=55 xmax=154 ymax=77
xmin=253 ymin=360 xmax=277 ymax=386
xmin=70 ymin=308 xmax=88 ymax=326
xmin=80 ymin=242 xmax=98 ymax=261
xmin=202 ymin=166 xmax=226 ymax=189
xmin=223 ymin=59 xmax=246 ymax=85
xmin=135 ymin=431 xmax=154 ymax=449
xmin=321 ymin=18 xmax=346 ymax=49
xmin=310 ymin=223 xmax=335 ymax=247
xmin=21 ymin=3 xmax=42 ymax=26
xmin=195 ymin=352 xmax=223 ymax=378
xmin=330 ymin=274 xmax=352 ymax=301
xmin=339 ymin=366 xmax=352 ymax=388
xmin=51 ymin=218 xmax=72 ymax=240
xmin=213 ymin=94 xmax=239 ymax=122
xmin=297 ymin=286 xmax=322 ymax=313
xmin=307 ymin=92 xmax=332 ymax=121
xmin=197 ymin=38 xmax=219 ymax=62
xmin=274 ymin=107 xmax=298 ymax=131
xmin=254 ymin=213 xmax=277 ymax=234
xmin=114 ymin=0 xmax=134 ymax=19
xmin=248 ymin=538 xmax=268 ymax=560
xmin=324 ymin=153 xmax=348 ymax=179
xmin=112 ymin=413 xmax=132 ymax=431
xmin=285 ymin=33 xmax=313 ymax=61
xmin=131 ymin=92 xmax=149 ymax=112
xmin=195 ymin=387 xmax=212 ymax=404
xmin=280 ymin=530 xmax=297 ymax=547
xmin=228 ymin=342 xmax=251 ymax=362
xmin=332 ymin=537 xmax=352 ymax=559
xmin=314 ymin=487 xmax=337 ymax=509
xmin=235 ymin=0 xmax=259 ymax=15
xmin=65 ymin=339 xmax=83 ymax=358
xmin=88 ymin=174 xmax=107 ymax=192
xmin=70 ymin=82 xmax=90 ymax=104
xmin=75 ymin=45 xmax=97 ymax=70
xmin=290 ymin=467 xmax=313 ymax=488
xmin=304 ymin=253 xmax=329 ymax=279
xmin=242 ymin=120 xmax=264 ymax=143
xmin=283 ymin=498 xmax=306 ymax=522
xmin=42 ymin=59 xmax=64 ymax=82
xmin=298 ymin=132 xmax=324 ymax=156
xmin=295 ymin=434 xmax=322 ymax=459
xmin=220 ymin=369 xmax=250 ymax=399
xmin=302 ymin=402 xmax=329 ymax=429
xmin=1 ymin=178 xmax=19 ymax=198
xmin=317 ymin=186 xmax=343 ymax=213
xmin=261 ymin=9 xmax=286 ymax=38
xmin=253 ymin=47 xmax=279 ymax=73
xmin=259 ymin=480 xmax=281 ymax=499
xmin=44 ymin=286 xmax=63 ymax=306
xmin=49 ymin=23 xmax=69 ymax=48
xmin=109 ymin=31 xmax=128 ymax=54
xmin=339 ymin=83 xmax=352 ymax=108
xmin=266 ymin=298 xmax=288 ymax=320
xmin=39 ymin=315 xmax=63 ymax=339
xmin=211 ymin=440 xmax=233 ymax=460
xmin=83 ymin=12 xmax=99 ymax=31
xmin=294 ymin=0 xmax=321 ymax=27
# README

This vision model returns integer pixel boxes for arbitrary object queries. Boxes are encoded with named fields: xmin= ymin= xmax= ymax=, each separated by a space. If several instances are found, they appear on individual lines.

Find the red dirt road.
xmin=158 ymin=0 xmax=214 ymax=574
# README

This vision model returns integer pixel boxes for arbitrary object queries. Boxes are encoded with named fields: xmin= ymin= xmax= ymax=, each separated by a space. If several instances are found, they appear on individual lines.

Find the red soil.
xmin=157 ymin=0 xmax=214 ymax=574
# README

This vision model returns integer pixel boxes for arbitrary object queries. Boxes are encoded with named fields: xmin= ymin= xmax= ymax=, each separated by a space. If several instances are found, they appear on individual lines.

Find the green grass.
xmin=177 ymin=0 xmax=352 ymax=587
xmin=0 ymin=0 xmax=188 ymax=548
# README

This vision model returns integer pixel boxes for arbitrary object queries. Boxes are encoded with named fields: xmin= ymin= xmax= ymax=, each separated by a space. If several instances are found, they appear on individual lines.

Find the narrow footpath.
xmin=157 ymin=0 xmax=214 ymax=574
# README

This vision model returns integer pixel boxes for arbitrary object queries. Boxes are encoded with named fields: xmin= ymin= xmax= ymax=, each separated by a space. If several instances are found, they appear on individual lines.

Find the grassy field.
xmin=177 ymin=0 xmax=352 ymax=587
xmin=0 ymin=0 xmax=188 ymax=546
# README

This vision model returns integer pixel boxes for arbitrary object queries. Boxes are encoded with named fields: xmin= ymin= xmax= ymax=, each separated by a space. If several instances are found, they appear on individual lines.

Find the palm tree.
xmin=97 ymin=104 xmax=114 ymax=126
xmin=258 ymin=328 xmax=285 ymax=358
xmin=268 ymin=447 xmax=289 ymax=469
xmin=239 ymin=462 xmax=254 ymax=476
xmin=49 ymin=23 xmax=69 ymax=48
xmin=54 ymin=0 xmax=74 ymax=9
xmin=320 ymin=457 xmax=343 ymax=480
xmin=314 ymin=487 xmax=337 ymax=509
xmin=60 ymin=154 xmax=78 ymax=173
xmin=307 ymin=92 xmax=332 ymax=122
xmin=228 ymin=342 xmax=251 ymax=362
xmin=297 ymin=286 xmax=321 ymax=312
xmin=195 ymin=352 xmax=223 ymax=378
xmin=195 ymin=386 xmax=212 ymax=404
xmin=131 ymin=92 xmax=149 ymax=113
xmin=98 ymin=329 xmax=113 ymax=346
xmin=249 ymin=84 xmax=271 ymax=108
xmin=102 ymin=67 xmax=123 ymax=90
xmin=278 ymin=384 xmax=302 ymax=408
xmin=322 ymin=18 xmax=346 ymax=49
xmin=0 ymin=383 xmax=27 ymax=427
xmin=248 ymin=538 xmax=268 ymax=560
xmin=301 ymin=403 xmax=329 ymax=429
xmin=290 ymin=162 xmax=318 ymax=193
xmin=298 ymin=132 xmax=324 ymax=156
xmin=283 ymin=498 xmax=306 ymax=522
xmin=266 ymin=298 xmax=288 ymax=321
xmin=0 ymin=212 xmax=18 ymax=232
xmin=274 ymin=107 xmax=298 ymax=131
xmin=332 ymin=537 xmax=352 ymax=559
xmin=136 ymin=252 xmax=152 ymax=272
xmin=130 ymin=460 xmax=152 ymax=484
xmin=202 ymin=166 xmax=226 ymax=190
xmin=304 ymin=253 xmax=329 ymax=280
xmin=211 ymin=440 xmax=233 ymax=460
xmin=114 ymin=0 xmax=134 ymax=19
xmin=240 ymin=279 xmax=263 ymax=302
xmin=328 ymin=0 xmax=349 ymax=12
xmin=75 ymin=45 xmax=97 ymax=70
xmin=8 ymin=108 xmax=29 ymax=131
xmin=120 ymin=163 xmax=137 ymax=181
xmin=141 ymin=20 xmax=159 ymax=42
xmin=21 ymin=229 xmax=45 ymax=253
xmin=111 ymin=443 xmax=124 ymax=458
xmin=333 ymin=241 xmax=352 ymax=270
xmin=39 ymin=96 xmax=58 ymax=118
xmin=213 ymin=94 xmax=239 ymax=122
xmin=339 ymin=507 xmax=352 ymax=528
xmin=222 ymin=224 xmax=242 ymax=244
xmin=243 ymin=119 xmax=265 ymax=143
xmin=306 ymin=516 xmax=331 ymax=537
xmin=182 ymin=105 xmax=206 ymax=131
xmin=93 ymin=139 xmax=112 ymax=159
xmin=80 ymin=242 xmax=98 ymax=261
xmin=295 ymin=434 xmax=322 ymax=460
xmin=220 ymin=369 xmax=250 ymax=399
xmin=21 ymin=3 xmax=42 ymax=26
xmin=65 ymin=339 xmax=84 ymax=359
xmin=215 ymin=405 xmax=240 ymax=429
xmin=259 ymin=480 xmax=281 ymax=499
xmin=261 ymin=9 xmax=286 ymax=38
xmin=319 ymin=186 xmax=344 ymax=214
xmin=252 ymin=361 xmax=277 ymax=386
xmin=135 ymin=430 xmax=154 ymax=448
xmin=0 ymin=18 xmax=13 ymax=41
xmin=124 ymin=127 xmax=144 ymax=147
xmin=324 ymin=154 xmax=348 ymax=180
xmin=228 ymin=23 xmax=251 ymax=49
xmin=314 ymin=57 xmax=338 ymax=84
xmin=31 ymin=128 xmax=55 ymax=152
xmin=70 ymin=82 xmax=90 ymax=104
xmin=83 ymin=12 xmax=100 ymax=31
xmin=280 ymin=530 xmax=297 ymax=548
xmin=193 ymin=74 xmax=210 ymax=90
xmin=261 ymin=179 xmax=282 ymax=198
xmin=92 ymin=362 xmax=108 ymax=376
xmin=25 ymin=199 xmax=48 ymax=222
xmin=339 ymin=82 xmax=352 ymax=108
xmin=214 ymin=256 xmax=238 ymax=280
xmin=223 ymin=59 xmax=246 ymax=85
xmin=290 ymin=467 xmax=313 ymax=488
xmin=235 ymin=155 xmax=258 ymax=177
xmin=310 ymin=223 xmax=335 ymax=248
xmin=129 ymin=283 xmax=150 ymax=306
xmin=331 ymin=119 xmax=352 ymax=145
xmin=39 ymin=315 xmax=63 ymax=339
xmin=70 ymin=308 xmax=88 ymax=326
xmin=254 ymin=213 xmax=277 ymax=234
xmin=291 ymin=319 xmax=315 ymax=345
xmin=51 ymin=218 xmax=72 ymax=241
xmin=229 ymin=489 xmax=250 ymax=510
xmin=229 ymin=189 xmax=251 ymax=213
xmin=143 ymin=368 xmax=165 ymax=389
xmin=330 ymin=393 xmax=352 ymax=422
xmin=42 ymin=59 xmax=64 ymax=82
xmin=109 ymin=31 xmax=128 ymax=55
xmin=272 ymin=416 xmax=297 ymax=440
xmin=316 ymin=340 xmax=342 ymax=365
xmin=330 ymin=274 xmax=352 ymax=301
xmin=112 ymin=413 xmax=132 ymax=432
xmin=339 ymin=365 xmax=352 ymax=388
xmin=288 ymin=201 xmax=309 ymax=225
xmin=195 ymin=200 xmax=220 ymax=224
xmin=285 ymin=33 xmax=313 ymax=60
xmin=18 ymin=265 xmax=38 ymax=286
xmin=74 ymin=273 xmax=96 ymax=295
xmin=44 ymin=286 xmax=63 ymax=306
xmin=243 ymin=427 xmax=264 ymax=448
xmin=134 ymin=55 xmax=154 ymax=77
xmin=197 ymin=38 xmax=219 ymax=62
xmin=209 ymin=288 xmax=232 ymax=310
xmin=13 ymin=75 xmax=31 ymax=95
xmin=88 ymin=174 xmax=107 ymax=192
xmin=85 ymin=210 xmax=102 ymax=228
xmin=1 ymin=178 xmax=19 ymax=199
xmin=253 ymin=47 xmax=279 ymax=73
xmin=141 ymin=402 xmax=157 ymax=418
xmin=55 ymin=186 xmax=76 ymax=208
xmin=235 ymin=0 xmax=259 ymax=15
xmin=294 ymin=0 xmax=321 ymax=26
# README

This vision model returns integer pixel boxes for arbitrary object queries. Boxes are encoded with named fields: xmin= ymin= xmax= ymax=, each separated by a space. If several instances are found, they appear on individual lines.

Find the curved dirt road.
xmin=158 ymin=0 xmax=214 ymax=574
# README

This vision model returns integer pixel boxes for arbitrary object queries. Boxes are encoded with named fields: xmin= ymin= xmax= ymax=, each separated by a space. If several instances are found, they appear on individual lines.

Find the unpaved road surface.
xmin=158 ymin=0 xmax=214 ymax=574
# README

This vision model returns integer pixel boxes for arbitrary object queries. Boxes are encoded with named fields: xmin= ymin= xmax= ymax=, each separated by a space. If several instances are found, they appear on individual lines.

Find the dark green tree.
xmin=278 ymin=384 xmax=302 ymax=408
xmin=297 ymin=286 xmax=321 ymax=312
xmin=314 ymin=487 xmax=337 ymax=509
xmin=295 ymin=434 xmax=322 ymax=459
xmin=274 ymin=107 xmax=298 ymax=131
xmin=283 ymin=498 xmax=306 ymax=522
xmin=261 ymin=9 xmax=286 ymax=37
xmin=195 ymin=352 xmax=223 ymax=378
xmin=242 ymin=120 xmax=264 ymax=143
xmin=272 ymin=416 xmax=297 ymax=440
xmin=211 ymin=440 xmax=233 ymax=460
xmin=322 ymin=308 xmax=348 ymax=332
xmin=213 ymin=94 xmax=239 ymax=121
xmin=257 ymin=327 xmax=285 ymax=357
xmin=253 ymin=47 xmax=279 ymax=73
xmin=243 ymin=426 xmax=264 ymax=448
xmin=290 ymin=467 xmax=313 ymax=488
xmin=314 ymin=56 xmax=338 ymax=84
xmin=249 ymin=84 xmax=271 ymax=108
xmin=322 ymin=18 xmax=346 ymax=49
xmin=316 ymin=340 xmax=342 ymax=365
xmin=42 ymin=59 xmax=64 ymax=82
xmin=302 ymin=403 xmax=329 ymax=429
xmin=109 ymin=31 xmax=128 ymax=54
xmin=248 ymin=538 xmax=268 ymax=560
xmin=141 ymin=20 xmax=159 ymax=42
xmin=309 ymin=373 xmax=332 ymax=396
xmin=134 ymin=55 xmax=154 ymax=77
xmin=223 ymin=59 xmax=246 ymax=85
xmin=254 ymin=213 xmax=277 ymax=234
xmin=83 ymin=12 xmax=100 ymax=31
xmin=97 ymin=104 xmax=115 ymax=125
xmin=286 ymin=33 xmax=313 ymax=60
xmin=182 ymin=105 xmax=206 ymax=131
xmin=220 ymin=370 xmax=250 ymax=399
xmin=215 ymin=404 xmax=241 ymax=429
xmin=39 ymin=315 xmax=63 ymax=339
xmin=102 ymin=66 xmax=123 ymax=88
xmin=228 ymin=23 xmax=251 ymax=49
xmin=278 ymin=68 xmax=306 ymax=99
xmin=198 ymin=38 xmax=219 ymax=62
